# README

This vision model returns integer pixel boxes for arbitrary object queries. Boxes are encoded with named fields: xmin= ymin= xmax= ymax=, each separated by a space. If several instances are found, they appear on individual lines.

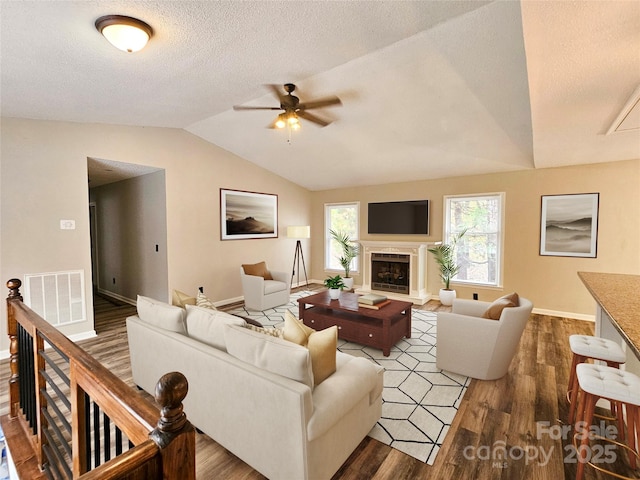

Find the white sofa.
xmin=240 ymin=267 xmax=290 ymax=311
xmin=436 ymin=296 xmax=533 ymax=380
xmin=126 ymin=296 xmax=383 ymax=480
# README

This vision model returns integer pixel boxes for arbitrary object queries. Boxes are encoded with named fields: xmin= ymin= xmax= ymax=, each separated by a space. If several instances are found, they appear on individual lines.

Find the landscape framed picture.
xmin=220 ymin=189 xmax=278 ymax=240
xmin=539 ymin=193 xmax=599 ymax=257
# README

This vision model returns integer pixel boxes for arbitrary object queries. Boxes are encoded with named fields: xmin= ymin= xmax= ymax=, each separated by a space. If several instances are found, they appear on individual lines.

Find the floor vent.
xmin=24 ymin=270 xmax=86 ymax=326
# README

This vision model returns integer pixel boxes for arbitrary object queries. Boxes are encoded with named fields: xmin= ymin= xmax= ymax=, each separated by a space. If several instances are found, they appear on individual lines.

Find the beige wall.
xmin=2 ymin=115 xmax=638 ymax=353
xmin=310 ymin=159 xmax=640 ymax=318
xmin=1 ymin=117 xmax=311 ymax=351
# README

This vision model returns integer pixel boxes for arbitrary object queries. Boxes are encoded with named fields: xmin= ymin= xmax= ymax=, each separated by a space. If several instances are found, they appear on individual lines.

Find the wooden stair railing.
xmin=2 ymin=279 xmax=195 ymax=479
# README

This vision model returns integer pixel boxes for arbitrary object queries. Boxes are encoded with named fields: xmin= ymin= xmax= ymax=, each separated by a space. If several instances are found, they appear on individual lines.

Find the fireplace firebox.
xmin=371 ymin=253 xmax=410 ymax=294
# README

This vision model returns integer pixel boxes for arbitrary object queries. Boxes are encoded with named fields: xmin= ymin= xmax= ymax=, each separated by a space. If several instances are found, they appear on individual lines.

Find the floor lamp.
xmin=287 ymin=225 xmax=310 ymax=289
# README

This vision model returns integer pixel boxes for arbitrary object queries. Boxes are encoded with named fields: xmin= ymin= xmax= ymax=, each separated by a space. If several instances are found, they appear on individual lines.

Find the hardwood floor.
xmin=2 ymin=290 xmax=638 ymax=479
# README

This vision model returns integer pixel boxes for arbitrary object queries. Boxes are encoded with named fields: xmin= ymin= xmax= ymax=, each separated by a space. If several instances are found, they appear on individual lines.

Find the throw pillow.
xmin=241 ymin=261 xmax=273 ymax=280
xmin=482 ymin=292 xmax=520 ymax=320
xmin=185 ymin=305 xmax=246 ymax=351
xmin=137 ymin=295 xmax=186 ymax=334
xmin=225 ymin=324 xmax=314 ymax=389
xmin=283 ymin=310 xmax=315 ymax=346
xmin=245 ymin=323 xmax=284 ymax=338
xmin=283 ymin=310 xmax=337 ymax=385
xmin=307 ymin=325 xmax=338 ymax=384
xmin=196 ymin=291 xmax=217 ymax=310
xmin=172 ymin=289 xmax=197 ymax=308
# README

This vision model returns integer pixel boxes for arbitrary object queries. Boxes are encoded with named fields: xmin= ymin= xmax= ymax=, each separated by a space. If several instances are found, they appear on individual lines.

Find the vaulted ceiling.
xmin=1 ymin=1 xmax=639 ymax=190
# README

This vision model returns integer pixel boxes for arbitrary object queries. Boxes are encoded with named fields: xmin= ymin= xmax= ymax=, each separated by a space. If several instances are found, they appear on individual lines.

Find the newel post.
xmin=150 ymin=372 xmax=195 ymax=479
xmin=7 ymin=279 xmax=23 ymax=418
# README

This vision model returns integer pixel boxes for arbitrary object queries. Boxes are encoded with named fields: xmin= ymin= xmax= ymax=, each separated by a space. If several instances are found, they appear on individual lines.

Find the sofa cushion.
xmin=225 ymin=324 xmax=314 ymax=389
xmin=195 ymin=291 xmax=217 ymax=310
xmin=172 ymin=290 xmax=196 ymax=308
xmin=284 ymin=311 xmax=337 ymax=385
xmin=263 ymin=279 xmax=286 ymax=294
xmin=242 ymin=261 xmax=273 ymax=280
xmin=307 ymin=355 xmax=383 ymax=441
xmin=185 ymin=305 xmax=246 ymax=351
xmin=482 ymin=292 xmax=520 ymax=320
xmin=137 ymin=295 xmax=186 ymax=334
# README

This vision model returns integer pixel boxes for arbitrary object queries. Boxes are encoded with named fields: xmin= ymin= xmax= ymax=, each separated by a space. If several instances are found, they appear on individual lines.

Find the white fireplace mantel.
xmin=356 ymin=240 xmax=440 ymax=305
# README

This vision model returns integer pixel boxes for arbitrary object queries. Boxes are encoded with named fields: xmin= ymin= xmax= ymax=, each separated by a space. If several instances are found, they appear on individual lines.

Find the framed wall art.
xmin=220 ymin=189 xmax=278 ymax=240
xmin=539 ymin=193 xmax=599 ymax=257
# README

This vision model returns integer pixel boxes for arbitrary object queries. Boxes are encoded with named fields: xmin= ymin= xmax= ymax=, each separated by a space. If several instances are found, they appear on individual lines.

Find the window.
xmin=444 ymin=193 xmax=504 ymax=287
xmin=325 ymin=202 xmax=359 ymax=272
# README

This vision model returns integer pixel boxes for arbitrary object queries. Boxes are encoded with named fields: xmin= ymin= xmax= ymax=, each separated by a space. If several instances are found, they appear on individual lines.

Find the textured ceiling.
xmin=1 ymin=1 xmax=639 ymax=190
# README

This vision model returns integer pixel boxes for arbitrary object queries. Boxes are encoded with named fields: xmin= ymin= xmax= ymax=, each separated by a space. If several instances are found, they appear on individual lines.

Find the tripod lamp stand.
xmin=287 ymin=225 xmax=310 ymax=289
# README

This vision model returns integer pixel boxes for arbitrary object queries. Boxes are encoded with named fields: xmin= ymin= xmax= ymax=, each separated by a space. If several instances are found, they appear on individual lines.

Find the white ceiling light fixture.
xmin=95 ymin=15 xmax=153 ymax=53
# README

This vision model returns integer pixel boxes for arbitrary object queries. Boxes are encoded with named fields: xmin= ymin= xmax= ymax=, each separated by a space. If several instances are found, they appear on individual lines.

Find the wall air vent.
xmin=23 ymin=270 xmax=86 ymax=326
xmin=606 ymin=84 xmax=640 ymax=135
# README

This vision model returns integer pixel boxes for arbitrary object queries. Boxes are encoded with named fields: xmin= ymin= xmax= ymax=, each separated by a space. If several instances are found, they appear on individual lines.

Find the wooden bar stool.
xmin=574 ymin=363 xmax=640 ymax=480
xmin=567 ymin=334 xmax=625 ymax=425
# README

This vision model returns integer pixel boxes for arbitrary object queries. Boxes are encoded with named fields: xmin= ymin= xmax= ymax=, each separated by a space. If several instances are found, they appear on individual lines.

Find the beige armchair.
xmin=436 ymin=297 xmax=533 ymax=380
xmin=240 ymin=265 xmax=290 ymax=311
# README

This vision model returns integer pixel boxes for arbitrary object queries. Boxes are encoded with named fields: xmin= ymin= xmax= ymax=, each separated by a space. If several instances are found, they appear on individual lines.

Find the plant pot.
xmin=329 ymin=288 xmax=341 ymax=300
xmin=342 ymin=277 xmax=354 ymax=290
xmin=439 ymin=288 xmax=456 ymax=306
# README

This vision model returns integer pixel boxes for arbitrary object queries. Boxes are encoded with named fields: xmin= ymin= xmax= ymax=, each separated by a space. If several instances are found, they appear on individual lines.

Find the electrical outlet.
xmin=60 ymin=219 xmax=75 ymax=230
xmin=473 ymin=293 xmax=479 ymax=300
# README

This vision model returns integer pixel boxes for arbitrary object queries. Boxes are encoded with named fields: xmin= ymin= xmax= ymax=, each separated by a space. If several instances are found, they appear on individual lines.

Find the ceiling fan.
xmin=233 ymin=83 xmax=342 ymax=129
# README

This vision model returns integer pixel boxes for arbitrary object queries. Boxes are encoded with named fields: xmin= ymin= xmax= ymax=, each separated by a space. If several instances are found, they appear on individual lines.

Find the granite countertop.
xmin=578 ymin=271 xmax=640 ymax=360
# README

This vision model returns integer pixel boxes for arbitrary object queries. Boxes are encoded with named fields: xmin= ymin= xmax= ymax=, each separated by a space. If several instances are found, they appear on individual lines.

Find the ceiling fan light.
xmin=291 ymin=123 xmax=301 ymax=131
xmin=287 ymin=114 xmax=299 ymax=126
xmin=96 ymin=15 xmax=153 ymax=53
xmin=275 ymin=114 xmax=287 ymax=129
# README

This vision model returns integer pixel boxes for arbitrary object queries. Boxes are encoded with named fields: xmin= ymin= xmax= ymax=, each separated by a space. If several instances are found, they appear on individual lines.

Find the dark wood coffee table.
xmin=297 ymin=291 xmax=412 ymax=356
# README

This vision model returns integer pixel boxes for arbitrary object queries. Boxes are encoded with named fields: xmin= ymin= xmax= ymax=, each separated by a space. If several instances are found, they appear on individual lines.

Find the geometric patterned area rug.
xmin=226 ymin=290 xmax=470 ymax=465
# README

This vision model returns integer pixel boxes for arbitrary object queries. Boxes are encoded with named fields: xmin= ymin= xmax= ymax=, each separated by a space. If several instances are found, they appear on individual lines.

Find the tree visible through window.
xmin=325 ymin=203 xmax=359 ymax=272
xmin=444 ymin=193 xmax=504 ymax=287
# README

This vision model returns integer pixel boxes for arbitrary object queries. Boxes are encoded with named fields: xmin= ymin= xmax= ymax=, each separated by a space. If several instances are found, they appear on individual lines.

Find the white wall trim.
xmin=532 ymin=307 xmax=594 ymax=322
xmin=67 ymin=330 xmax=98 ymax=343
xmin=97 ymin=288 xmax=136 ymax=306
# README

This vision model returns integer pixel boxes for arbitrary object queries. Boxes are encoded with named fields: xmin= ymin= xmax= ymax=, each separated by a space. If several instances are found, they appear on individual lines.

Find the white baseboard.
xmin=532 ymin=307 xmax=594 ymax=322
xmin=67 ymin=330 xmax=98 ymax=342
xmin=97 ymin=288 xmax=136 ymax=306
xmin=218 ymin=295 xmax=244 ymax=307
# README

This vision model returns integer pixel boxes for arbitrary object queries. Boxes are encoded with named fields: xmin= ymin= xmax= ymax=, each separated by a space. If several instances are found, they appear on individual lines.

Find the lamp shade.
xmin=287 ymin=225 xmax=310 ymax=239
xmin=96 ymin=15 xmax=153 ymax=53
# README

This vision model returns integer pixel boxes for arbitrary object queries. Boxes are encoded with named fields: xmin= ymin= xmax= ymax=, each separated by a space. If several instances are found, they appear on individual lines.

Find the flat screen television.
xmin=368 ymin=200 xmax=430 ymax=235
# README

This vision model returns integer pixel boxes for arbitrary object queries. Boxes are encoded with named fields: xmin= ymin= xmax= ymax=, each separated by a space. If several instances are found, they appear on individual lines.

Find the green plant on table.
xmin=323 ymin=275 xmax=346 ymax=290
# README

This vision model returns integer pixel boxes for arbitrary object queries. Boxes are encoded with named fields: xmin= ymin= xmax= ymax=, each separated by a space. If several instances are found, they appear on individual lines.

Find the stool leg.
xmin=568 ymin=354 xmax=585 ymax=424
xmin=627 ymin=404 xmax=638 ymax=470
xmin=576 ymin=393 xmax=597 ymax=480
xmin=612 ymin=400 xmax=626 ymax=443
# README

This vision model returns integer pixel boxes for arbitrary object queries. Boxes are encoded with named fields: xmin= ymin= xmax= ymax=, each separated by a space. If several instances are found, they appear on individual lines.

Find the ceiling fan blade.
xmin=299 ymin=96 xmax=342 ymax=110
xmin=233 ymin=105 xmax=281 ymax=111
xmin=266 ymin=84 xmax=287 ymax=103
xmin=297 ymin=111 xmax=331 ymax=127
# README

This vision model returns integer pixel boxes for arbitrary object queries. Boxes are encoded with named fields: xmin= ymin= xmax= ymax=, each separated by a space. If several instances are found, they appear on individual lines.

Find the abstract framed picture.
xmin=539 ymin=193 xmax=599 ymax=257
xmin=220 ymin=189 xmax=278 ymax=240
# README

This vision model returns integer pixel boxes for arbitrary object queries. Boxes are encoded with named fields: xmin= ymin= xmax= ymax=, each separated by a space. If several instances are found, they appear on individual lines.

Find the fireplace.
xmin=357 ymin=240 xmax=437 ymax=305
xmin=371 ymin=253 xmax=409 ymax=294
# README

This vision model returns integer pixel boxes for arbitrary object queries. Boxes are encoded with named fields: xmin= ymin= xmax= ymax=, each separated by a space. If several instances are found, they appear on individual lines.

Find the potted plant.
xmin=329 ymin=229 xmax=360 ymax=290
xmin=428 ymin=229 xmax=467 ymax=306
xmin=324 ymin=274 xmax=345 ymax=300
